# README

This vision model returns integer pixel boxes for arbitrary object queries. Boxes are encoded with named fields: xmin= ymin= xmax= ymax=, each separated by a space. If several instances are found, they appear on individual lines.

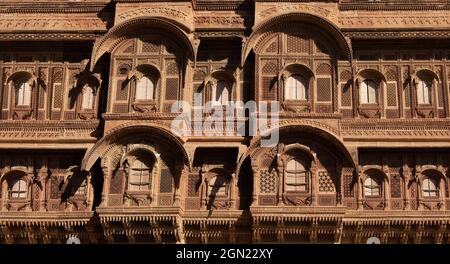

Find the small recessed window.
xmin=208 ymin=174 xmax=228 ymax=197
xmin=214 ymin=80 xmax=231 ymax=105
xmin=16 ymin=82 xmax=32 ymax=106
xmin=75 ymin=180 xmax=87 ymax=196
xmin=128 ymin=158 xmax=152 ymax=191
xmin=9 ymin=179 xmax=27 ymax=199
xmin=285 ymin=74 xmax=308 ymax=100
xmin=422 ymin=178 xmax=439 ymax=198
xmin=285 ymin=157 xmax=308 ymax=192
xmin=364 ymin=176 xmax=380 ymax=197
xmin=81 ymin=86 xmax=95 ymax=109
xmin=136 ymin=76 xmax=155 ymax=100
xmin=360 ymin=79 xmax=377 ymax=104
xmin=417 ymin=80 xmax=432 ymax=105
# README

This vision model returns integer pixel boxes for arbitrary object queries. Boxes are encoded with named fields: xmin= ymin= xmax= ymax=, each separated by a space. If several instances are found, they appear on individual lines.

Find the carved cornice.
xmin=341 ymin=119 xmax=450 ymax=138
xmin=194 ymin=15 xmax=248 ymax=29
xmin=115 ymin=6 xmax=193 ymax=31
xmin=0 ymin=120 xmax=100 ymax=142
xmin=0 ymin=2 xmax=110 ymax=13
xmin=193 ymin=0 xmax=251 ymax=11
xmin=339 ymin=1 xmax=450 ymax=11
xmin=0 ymin=33 xmax=101 ymax=41
xmin=0 ymin=211 xmax=93 ymax=226
xmin=344 ymin=30 xmax=450 ymax=39
xmin=0 ymin=16 xmax=108 ymax=32
xmin=195 ymin=31 xmax=245 ymax=38
xmin=103 ymin=113 xmax=180 ymax=120
xmin=338 ymin=12 xmax=450 ymax=30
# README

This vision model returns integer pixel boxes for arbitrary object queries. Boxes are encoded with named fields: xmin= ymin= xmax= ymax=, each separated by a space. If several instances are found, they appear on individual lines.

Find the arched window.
xmin=9 ymin=179 xmax=27 ymax=198
xmin=136 ymin=76 xmax=155 ymax=100
xmin=16 ymin=82 xmax=32 ymax=106
xmin=128 ymin=157 xmax=152 ymax=191
xmin=81 ymin=85 xmax=95 ymax=109
xmin=422 ymin=178 xmax=439 ymax=198
xmin=214 ymin=80 xmax=230 ymax=105
xmin=208 ymin=174 xmax=228 ymax=197
xmin=285 ymin=74 xmax=307 ymax=100
xmin=285 ymin=157 xmax=308 ymax=192
xmin=364 ymin=176 xmax=380 ymax=197
xmin=417 ymin=80 xmax=432 ymax=105
xmin=360 ymin=79 xmax=377 ymax=104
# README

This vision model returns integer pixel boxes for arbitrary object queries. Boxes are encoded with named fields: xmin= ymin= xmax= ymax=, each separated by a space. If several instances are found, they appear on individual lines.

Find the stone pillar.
xmin=311 ymin=156 xmax=318 ymax=206
xmin=229 ymin=173 xmax=235 ymax=209
xmin=100 ymin=158 xmax=110 ymax=208
xmin=251 ymin=163 xmax=259 ymax=207
xmin=416 ymin=168 xmax=423 ymax=210
xmin=86 ymin=173 xmax=93 ymax=210
xmin=402 ymin=165 xmax=412 ymax=210
xmin=276 ymin=154 xmax=284 ymax=206
xmin=383 ymin=165 xmax=391 ymax=210
xmin=357 ymin=169 xmax=364 ymax=210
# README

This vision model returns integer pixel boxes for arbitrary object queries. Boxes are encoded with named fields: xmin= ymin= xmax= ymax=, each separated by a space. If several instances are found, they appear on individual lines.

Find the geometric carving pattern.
xmin=265 ymin=39 xmax=278 ymax=53
xmin=52 ymin=69 xmax=63 ymax=109
xmin=142 ymin=40 xmax=160 ymax=53
xmin=262 ymin=61 xmax=278 ymax=74
xmin=116 ymin=80 xmax=128 ymax=100
xmin=287 ymin=34 xmax=309 ymax=54
xmin=110 ymin=168 xmax=124 ymax=194
xmin=193 ymin=69 xmax=207 ymax=81
xmin=318 ymin=171 xmax=335 ymax=193
xmin=108 ymin=196 xmax=123 ymax=206
xmin=404 ymin=84 xmax=411 ymax=107
xmin=260 ymin=170 xmax=276 ymax=194
xmin=385 ymin=69 xmax=397 ymax=81
xmin=341 ymin=83 xmax=352 ymax=107
xmin=343 ymin=174 xmax=354 ymax=198
xmin=386 ymin=82 xmax=397 ymax=107
xmin=165 ymin=78 xmax=179 ymax=100
xmin=159 ymin=168 xmax=172 ymax=193
xmin=188 ymin=174 xmax=200 ymax=196
xmin=318 ymin=195 xmax=335 ymax=206
xmin=262 ymin=76 xmax=277 ymax=100
xmin=166 ymin=61 xmax=179 ymax=75
xmin=317 ymin=77 xmax=331 ymax=102
xmin=316 ymin=63 xmax=332 ymax=75
xmin=340 ymin=70 xmax=352 ymax=82
xmin=391 ymin=174 xmax=401 ymax=198
xmin=437 ymin=83 xmax=444 ymax=107
xmin=50 ymin=176 xmax=63 ymax=199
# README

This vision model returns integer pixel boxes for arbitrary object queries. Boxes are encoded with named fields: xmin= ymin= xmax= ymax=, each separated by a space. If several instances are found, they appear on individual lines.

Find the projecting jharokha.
xmin=1 ymin=0 xmax=450 ymax=244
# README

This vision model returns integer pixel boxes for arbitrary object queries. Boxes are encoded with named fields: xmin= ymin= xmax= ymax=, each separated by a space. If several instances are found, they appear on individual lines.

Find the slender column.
xmin=100 ymin=158 xmax=110 ymax=207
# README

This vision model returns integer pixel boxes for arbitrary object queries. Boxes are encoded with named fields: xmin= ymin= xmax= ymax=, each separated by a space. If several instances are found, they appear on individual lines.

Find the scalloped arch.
xmin=242 ymin=12 xmax=352 ymax=65
xmin=91 ymin=17 xmax=195 ymax=71
xmin=81 ymin=122 xmax=190 ymax=171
